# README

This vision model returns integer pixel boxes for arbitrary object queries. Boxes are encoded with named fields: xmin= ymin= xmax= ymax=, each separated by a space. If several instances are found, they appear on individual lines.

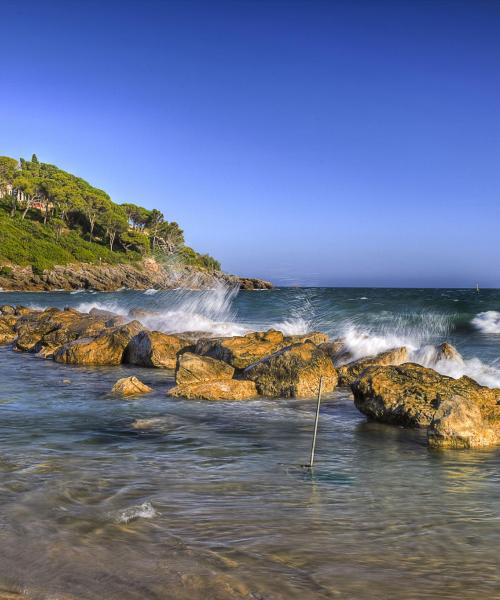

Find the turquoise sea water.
xmin=0 ymin=287 xmax=498 ymax=599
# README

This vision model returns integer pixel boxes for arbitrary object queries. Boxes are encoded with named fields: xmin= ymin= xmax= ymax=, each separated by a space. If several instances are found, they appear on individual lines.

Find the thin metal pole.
xmin=308 ymin=376 xmax=324 ymax=468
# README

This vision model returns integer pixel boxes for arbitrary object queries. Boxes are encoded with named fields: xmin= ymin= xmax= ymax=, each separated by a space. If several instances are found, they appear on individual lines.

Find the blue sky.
xmin=1 ymin=0 xmax=499 ymax=286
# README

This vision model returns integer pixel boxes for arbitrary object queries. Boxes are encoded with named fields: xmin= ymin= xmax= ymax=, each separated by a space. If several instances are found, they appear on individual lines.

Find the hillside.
xmin=0 ymin=154 xmax=220 ymax=272
xmin=0 ymin=154 xmax=270 ymax=290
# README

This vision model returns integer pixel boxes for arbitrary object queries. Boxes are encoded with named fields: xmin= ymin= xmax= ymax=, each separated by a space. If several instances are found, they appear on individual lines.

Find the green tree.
xmin=147 ymin=208 xmax=164 ymax=249
xmin=82 ymin=191 xmax=109 ymax=241
xmin=0 ymin=157 xmax=19 ymax=216
xmin=102 ymin=206 xmax=128 ymax=251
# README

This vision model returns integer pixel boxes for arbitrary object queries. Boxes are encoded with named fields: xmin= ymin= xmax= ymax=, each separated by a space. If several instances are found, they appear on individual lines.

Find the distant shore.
xmin=0 ymin=258 xmax=272 ymax=292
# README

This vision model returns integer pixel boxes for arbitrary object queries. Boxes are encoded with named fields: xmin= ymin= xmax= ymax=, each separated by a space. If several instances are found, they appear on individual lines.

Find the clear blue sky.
xmin=1 ymin=0 xmax=499 ymax=286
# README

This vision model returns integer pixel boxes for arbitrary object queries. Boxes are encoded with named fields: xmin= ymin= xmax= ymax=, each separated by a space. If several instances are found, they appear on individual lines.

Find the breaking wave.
xmin=471 ymin=311 xmax=500 ymax=334
xmin=76 ymin=283 xmax=249 ymax=336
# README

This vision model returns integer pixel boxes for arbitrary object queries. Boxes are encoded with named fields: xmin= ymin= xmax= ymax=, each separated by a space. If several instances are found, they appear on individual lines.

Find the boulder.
xmin=175 ymin=352 xmax=235 ymax=385
xmin=170 ymin=379 xmax=258 ymax=401
xmin=89 ymin=307 xmax=119 ymax=320
xmin=319 ymin=338 xmax=352 ymax=365
xmin=15 ymin=308 xmax=108 ymax=355
xmin=435 ymin=342 xmax=463 ymax=362
xmin=111 ymin=376 xmax=152 ymax=397
xmin=194 ymin=330 xmax=286 ymax=369
xmin=284 ymin=332 xmax=329 ymax=346
xmin=352 ymin=363 xmax=500 ymax=430
xmin=243 ymin=341 xmax=338 ymax=398
xmin=126 ymin=330 xmax=192 ymax=369
xmin=15 ymin=306 xmax=34 ymax=316
xmin=337 ymin=347 xmax=409 ymax=386
xmin=428 ymin=395 xmax=498 ymax=449
xmin=0 ymin=305 xmax=15 ymax=315
xmin=0 ymin=317 xmax=16 ymax=344
xmin=54 ymin=321 xmax=143 ymax=366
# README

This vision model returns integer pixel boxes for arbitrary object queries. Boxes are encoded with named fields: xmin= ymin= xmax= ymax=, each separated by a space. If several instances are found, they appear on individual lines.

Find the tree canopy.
xmin=0 ymin=154 xmax=221 ymax=272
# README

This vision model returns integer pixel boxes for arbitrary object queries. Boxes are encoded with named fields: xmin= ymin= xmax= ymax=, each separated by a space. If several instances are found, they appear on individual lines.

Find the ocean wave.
xmin=143 ymin=288 xmax=158 ymax=295
xmin=272 ymin=317 xmax=312 ymax=336
xmin=338 ymin=320 xmax=500 ymax=387
xmin=471 ymin=311 xmax=500 ymax=334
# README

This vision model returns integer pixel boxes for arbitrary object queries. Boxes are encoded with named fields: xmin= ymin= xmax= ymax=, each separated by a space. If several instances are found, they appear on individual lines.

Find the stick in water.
xmin=308 ymin=376 xmax=324 ymax=468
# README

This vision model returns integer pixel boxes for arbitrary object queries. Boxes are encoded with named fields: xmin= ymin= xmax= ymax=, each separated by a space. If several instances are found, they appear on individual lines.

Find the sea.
xmin=0 ymin=286 xmax=498 ymax=599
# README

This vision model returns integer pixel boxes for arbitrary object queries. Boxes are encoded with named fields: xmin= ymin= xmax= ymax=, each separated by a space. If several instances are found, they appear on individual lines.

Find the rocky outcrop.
xmin=337 ymin=347 xmax=409 ymax=386
xmin=111 ymin=376 xmax=153 ymax=397
xmin=428 ymin=396 xmax=498 ymax=449
xmin=175 ymin=352 xmax=235 ymax=385
xmin=243 ymin=341 xmax=338 ymax=398
xmin=352 ymin=363 xmax=500 ymax=431
xmin=126 ymin=330 xmax=192 ymax=369
xmin=284 ymin=332 xmax=329 ymax=346
xmin=14 ymin=307 xmax=109 ymax=356
xmin=170 ymin=379 xmax=258 ymax=401
xmin=54 ymin=321 xmax=143 ymax=366
xmin=0 ymin=258 xmax=272 ymax=292
xmin=195 ymin=330 xmax=287 ymax=369
xmin=236 ymin=277 xmax=273 ymax=290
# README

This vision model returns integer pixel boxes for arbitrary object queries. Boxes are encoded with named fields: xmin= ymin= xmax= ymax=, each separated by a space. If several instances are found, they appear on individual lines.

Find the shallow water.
xmin=0 ymin=288 xmax=499 ymax=599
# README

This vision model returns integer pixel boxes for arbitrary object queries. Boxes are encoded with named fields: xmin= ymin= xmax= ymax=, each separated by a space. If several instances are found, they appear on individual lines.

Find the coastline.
xmin=0 ymin=257 xmax=272 ymax=292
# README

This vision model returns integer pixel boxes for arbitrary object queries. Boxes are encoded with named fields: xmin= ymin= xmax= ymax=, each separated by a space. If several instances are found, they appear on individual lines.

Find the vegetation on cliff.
xmin=0 ymin=154 xmax=220 ymax=274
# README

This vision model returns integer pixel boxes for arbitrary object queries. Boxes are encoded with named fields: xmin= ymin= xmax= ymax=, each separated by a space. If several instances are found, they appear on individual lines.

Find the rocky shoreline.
xmin=1 ymin=303 xmax=498 ymax=450
xmin=0 ymin=258 xmax=272 ymax=292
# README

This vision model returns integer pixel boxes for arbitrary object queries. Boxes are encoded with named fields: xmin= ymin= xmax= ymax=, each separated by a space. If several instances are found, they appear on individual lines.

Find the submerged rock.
xmin=126 ymin=330 xmax=192 ymax=369
xmin=111 ymin=376 xmax=153 ymax=397
xmin=170 ymin=379 xmax=258 ymax=401
xmin=194 ymin=329 xmax=286 ymax=369
xmin=337 ymin=347 xmax=409 ymax=386
xmin=352 ymin=363 xmax=500 ymax=431
xmin=243 ymin=341 xmax=338 ymax=398
xmin=54 ymin=321 xmax=143 ymax=366
xmin=175 ymin=352 xmax=235 ymax=385
xmin=428 ymin=395 xmax=498 ymax=449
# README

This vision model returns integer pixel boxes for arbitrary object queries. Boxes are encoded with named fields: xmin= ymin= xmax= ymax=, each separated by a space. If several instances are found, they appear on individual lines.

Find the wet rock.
xmin=435 ymin=342 xmax=463 ymax=362
xmin=0 ymin=305 xmax=15 ymax=315
xmin=170 ymin=379 xmax=258 ymax=401
xmin=428 ymin=395 xmax=498 ymax=449
xmin=284 ymin=332 xmax=329 ymax=346
xmin=0 ymin=317 xmax=16 ymax=344
xmin=337 ymin=347 xmax=409 ymax=386
xmin=14 ymin=306 xmax=33 ymax=316
xmin=195 ymin=330 xmax=286 ymax=369
xmin=243 ymin=341 xmax=338 ymax=398
xmin=89 ymin=307 xmax=119 ymax=320
xmin=319 ymin=338 xmax=352 ymax=365
xmin=126 ymin=330 xmax=192 ymax=369
xmin=54 ymin=320 xmax=143 ymax=366
xmin=175 ymin=352 xmax=235 ymax=385
xmin=111 ymin=376 xmax=153 ymax=397
xmin=15 ymin=308 xmax=108 ymax=355
xmin=352 ymin=363 xmax=500 ymax=429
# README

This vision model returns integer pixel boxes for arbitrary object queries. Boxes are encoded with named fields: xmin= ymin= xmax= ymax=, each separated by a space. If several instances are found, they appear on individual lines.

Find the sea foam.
xmin=471 ymin=311 xmax=500 ymax=334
